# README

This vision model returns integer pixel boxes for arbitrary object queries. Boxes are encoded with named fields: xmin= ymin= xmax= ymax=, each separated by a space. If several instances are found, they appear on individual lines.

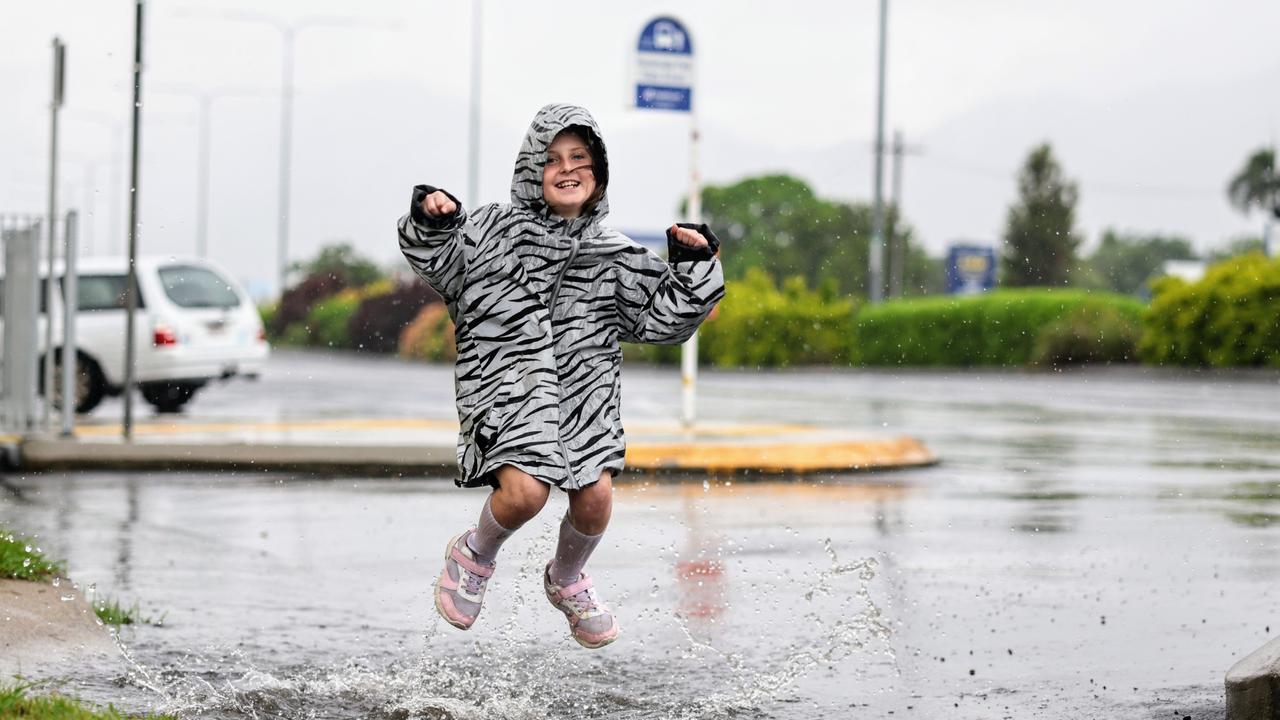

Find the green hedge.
xmin=1030 ymin=306 xmax=1141 ymax=367
xmin=1139 ymin=253 xmax=1280 ymax=367
xmin=857 ymin=289 xmax=1145 ymax=367
xmin=624 ymin=268 xmax=859 ymax=367
xmin=700 ymin=269 xmax=858 ymax=367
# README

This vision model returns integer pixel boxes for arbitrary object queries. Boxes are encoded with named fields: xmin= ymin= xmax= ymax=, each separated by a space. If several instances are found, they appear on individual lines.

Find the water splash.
xmin=101 ymin=534 xmax=890 ymax=719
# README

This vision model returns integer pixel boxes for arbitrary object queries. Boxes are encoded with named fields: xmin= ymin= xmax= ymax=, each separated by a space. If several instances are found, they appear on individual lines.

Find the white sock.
xmin=466 ymin=495 xmax=514 ymax=565
xmin=548 ymin=513 xmax=603 ymax=587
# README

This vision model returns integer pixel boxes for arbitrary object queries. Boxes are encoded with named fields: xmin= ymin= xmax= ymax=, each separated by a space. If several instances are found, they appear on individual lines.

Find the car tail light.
xmin=153 ymin=324 xmax=178 ymax=347
xmin=256 ymin=326 xmax=266 ymax=342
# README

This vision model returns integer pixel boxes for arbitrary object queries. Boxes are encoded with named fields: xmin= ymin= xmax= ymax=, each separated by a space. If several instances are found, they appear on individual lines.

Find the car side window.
xmin=157 ymin=265 xmax=240 ymax=309
xmin=73 ymin=275 xmax=144 ymax=312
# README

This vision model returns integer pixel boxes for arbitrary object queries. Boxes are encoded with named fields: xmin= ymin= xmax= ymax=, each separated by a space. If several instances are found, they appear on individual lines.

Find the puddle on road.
xmin=93 ymin=535 xmax=891 ymax=720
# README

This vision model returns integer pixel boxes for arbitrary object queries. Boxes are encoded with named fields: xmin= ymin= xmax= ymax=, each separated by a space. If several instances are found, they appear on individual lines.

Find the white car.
xmin=4 ymin=255 xmax=269 ymax=414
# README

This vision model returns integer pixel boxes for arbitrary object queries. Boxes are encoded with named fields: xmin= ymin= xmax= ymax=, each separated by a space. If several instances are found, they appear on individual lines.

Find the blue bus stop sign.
xmin=946 ymin=244 xmax=997 ymax=295
xmin=635 ymin=17 xmax=694 ymax=112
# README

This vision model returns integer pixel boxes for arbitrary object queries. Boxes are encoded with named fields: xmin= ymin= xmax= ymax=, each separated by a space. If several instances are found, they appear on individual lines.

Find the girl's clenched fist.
xmin=422 ymin=190 xmax=457 ymax=218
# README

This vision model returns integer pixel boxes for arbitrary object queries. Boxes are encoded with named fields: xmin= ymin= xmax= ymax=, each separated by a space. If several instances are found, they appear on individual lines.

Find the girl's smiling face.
xmin=542 ymin=130 xmax=598 ymax=219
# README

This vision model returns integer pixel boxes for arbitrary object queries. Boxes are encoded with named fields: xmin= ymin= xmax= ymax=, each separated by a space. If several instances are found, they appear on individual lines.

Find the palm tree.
xmin=1228 ymin=148 xmax=1279 ymax=257
xmin=1228 ymin=148 xmax=1280 ymax=217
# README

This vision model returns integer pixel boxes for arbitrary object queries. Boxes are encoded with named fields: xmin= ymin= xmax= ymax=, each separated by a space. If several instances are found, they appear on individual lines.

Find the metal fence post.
xmin=60 ymin=211 xmax=78 ymax=437
xmin=2 ymin=218 xmax=43 ymax=433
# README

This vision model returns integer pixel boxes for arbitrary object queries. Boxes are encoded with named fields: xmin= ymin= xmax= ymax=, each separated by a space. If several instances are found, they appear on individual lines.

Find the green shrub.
xmin=857 ymin=289 xmax=1145 ymax=367
xmin=699 ymin=269 xmax=859 ymax=367
xmin=349 ymin=280 xmax=441 ymax=353
xmin=305 ymin=289 xmax=362 ymax=349
xmin=398 ymin=303 xmax=457 ymax=362
xmin=258 ymin=303 xmax=277 ymax=340
xmin=1139 ymin=253 xmax=1280 ymax=367
xmin=1029 ymin=306 xmax=1141 ymax=367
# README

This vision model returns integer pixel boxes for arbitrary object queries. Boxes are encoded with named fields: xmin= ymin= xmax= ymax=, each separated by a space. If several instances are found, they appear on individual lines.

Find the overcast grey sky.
xmin=4 ymin=1 xmax=1279 ymax=297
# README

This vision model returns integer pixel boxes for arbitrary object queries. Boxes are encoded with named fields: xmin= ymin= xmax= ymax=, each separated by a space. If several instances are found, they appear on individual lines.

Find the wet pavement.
xmin=2 ymin=351 xmax=1279 ymax=718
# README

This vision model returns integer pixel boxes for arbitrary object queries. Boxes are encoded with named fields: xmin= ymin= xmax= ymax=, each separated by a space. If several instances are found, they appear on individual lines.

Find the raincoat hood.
xmin=510 ymin=103 xmax=610 ymax=221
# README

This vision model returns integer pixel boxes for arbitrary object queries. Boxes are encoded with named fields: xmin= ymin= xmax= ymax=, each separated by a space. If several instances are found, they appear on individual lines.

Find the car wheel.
xmin=140 ymin=381 xmax=201 ymax=413
xmin=40 ymin=351 xmax=107 ymax=414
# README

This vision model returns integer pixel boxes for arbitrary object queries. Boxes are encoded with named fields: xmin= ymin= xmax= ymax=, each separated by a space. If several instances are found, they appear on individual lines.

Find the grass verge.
xmin=0 ymin=525 xmax=64 ymax=581
xmin=0 ymin=681 xmax=176 ymax=720
xmin=92 ymin=597 xmax=166 ymax=627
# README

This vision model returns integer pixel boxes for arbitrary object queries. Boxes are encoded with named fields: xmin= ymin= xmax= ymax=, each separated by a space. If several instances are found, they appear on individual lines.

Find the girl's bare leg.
xmin=490 ymin=464 xmax=551 ymax=528
xmin=567 ymin=470 xmax=613 ymax=534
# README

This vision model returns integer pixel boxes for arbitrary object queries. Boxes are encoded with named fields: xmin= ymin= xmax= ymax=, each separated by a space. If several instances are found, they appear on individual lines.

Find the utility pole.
xmin=888 ymin=129 xmax=922 ymax=298
xmin=868 ymin=0 xmax=889 ymax=304
xmin=123 ymin=0 xmax=145 ymax=441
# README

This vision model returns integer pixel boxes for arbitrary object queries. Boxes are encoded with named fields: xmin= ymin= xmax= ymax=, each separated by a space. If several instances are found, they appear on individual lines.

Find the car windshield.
xmin=158 ymin=265 xmax=241 ymax=309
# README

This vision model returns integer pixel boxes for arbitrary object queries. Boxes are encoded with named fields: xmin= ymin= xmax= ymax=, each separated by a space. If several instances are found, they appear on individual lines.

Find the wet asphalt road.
xmin=3 ymin=350 xmax=1279 ymax=719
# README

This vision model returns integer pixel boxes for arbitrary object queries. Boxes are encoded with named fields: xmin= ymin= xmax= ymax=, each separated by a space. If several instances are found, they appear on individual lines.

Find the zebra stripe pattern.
xmin=399 ymin=103 xmax=724 ymax=490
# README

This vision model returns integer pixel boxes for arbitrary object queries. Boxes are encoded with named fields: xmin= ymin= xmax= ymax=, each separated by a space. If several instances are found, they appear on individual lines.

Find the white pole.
xmin=196 ymin=94 xmax=211 ymax=258
xmin=82 ymin=162 xmax=96 ymax=256
xmin=467 ymin=0 xmax=483 ymax=209
xmin=680 ymin=114 xmax=701 ymax=429
xmin=868 ymin=0 xmax=889 ymax=303
xmin=111 ymin=125 xmax=124 ymax=255
xmin=276 ymin=29 xmax=295 ymax=295
xmin=60 ymin=211 xmax=78 ymax=436
xmin=44 ymin=37 xmax=65 ymax=429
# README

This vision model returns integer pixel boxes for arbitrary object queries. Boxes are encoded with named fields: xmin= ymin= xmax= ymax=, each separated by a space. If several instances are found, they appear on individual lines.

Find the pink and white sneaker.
xmin=543 ymin=562 xmax=619 ymax=649
xmin=434 ymin=530 xmax=494 ymax=630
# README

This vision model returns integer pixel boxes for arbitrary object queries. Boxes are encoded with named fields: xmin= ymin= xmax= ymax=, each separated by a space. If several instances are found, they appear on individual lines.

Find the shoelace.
xmin=461 ymin=567 xmax=488 ymax=595
xmin=566 ymin=586 xmax=604 ymax=616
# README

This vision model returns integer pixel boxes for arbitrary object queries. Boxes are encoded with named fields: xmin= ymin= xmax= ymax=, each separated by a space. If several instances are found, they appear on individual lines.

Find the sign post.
xmin=633 ymin=16 xmax=700 ymax=428
xmin=44 ymin=37 xmax=66 ymax=428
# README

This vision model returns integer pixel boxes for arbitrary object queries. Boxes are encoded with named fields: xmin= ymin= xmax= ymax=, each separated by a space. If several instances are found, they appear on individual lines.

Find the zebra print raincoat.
xmin=398 ymin=104 xmax=724 ymax=490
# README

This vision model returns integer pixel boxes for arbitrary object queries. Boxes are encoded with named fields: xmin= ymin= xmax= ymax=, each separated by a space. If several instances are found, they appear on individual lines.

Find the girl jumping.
xmin=397 ymin=103 xmax=724 ymax=648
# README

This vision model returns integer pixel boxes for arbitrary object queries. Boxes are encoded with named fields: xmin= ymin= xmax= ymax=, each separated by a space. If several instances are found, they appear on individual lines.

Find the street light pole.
xmin=175 ymin=11 xmax=398 ymax=297
xmin=70 ymin=111 xmax=125 ymax=255
xmin=153 ymin=86 xmax=272 ymax=258
xmin=868 ymin=0 xmax=889 ymax=304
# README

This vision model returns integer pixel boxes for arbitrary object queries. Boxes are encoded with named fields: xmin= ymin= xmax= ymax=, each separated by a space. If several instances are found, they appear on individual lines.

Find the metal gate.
xmin=1 ymin=215 xmax=42 ymax=436
xmin=1 ymin=212 xmax=80 ymax=441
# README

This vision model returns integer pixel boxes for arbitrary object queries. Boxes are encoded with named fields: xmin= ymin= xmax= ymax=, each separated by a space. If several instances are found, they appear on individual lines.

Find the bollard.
xmin=1226 ymin=635 xmax=1280 ymax=720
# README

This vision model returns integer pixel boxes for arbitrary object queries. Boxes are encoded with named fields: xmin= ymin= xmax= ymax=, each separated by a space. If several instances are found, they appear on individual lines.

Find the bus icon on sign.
xmin=652 ymin=21 xmax=686 ymax=52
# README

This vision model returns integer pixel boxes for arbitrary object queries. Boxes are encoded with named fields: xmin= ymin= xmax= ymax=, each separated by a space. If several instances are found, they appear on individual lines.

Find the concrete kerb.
xmin=1227 ymin=636 xmax=1280 ymax=720
xmin=13 ymin=418 xmax=938 ymax=477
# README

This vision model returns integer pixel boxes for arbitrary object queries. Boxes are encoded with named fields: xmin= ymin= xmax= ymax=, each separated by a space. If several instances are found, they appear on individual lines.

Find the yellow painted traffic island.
xmin=626 ymin=435 xmax=935 ymax=474
xmin=18 ymin=417 xmax=936 ymax=476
